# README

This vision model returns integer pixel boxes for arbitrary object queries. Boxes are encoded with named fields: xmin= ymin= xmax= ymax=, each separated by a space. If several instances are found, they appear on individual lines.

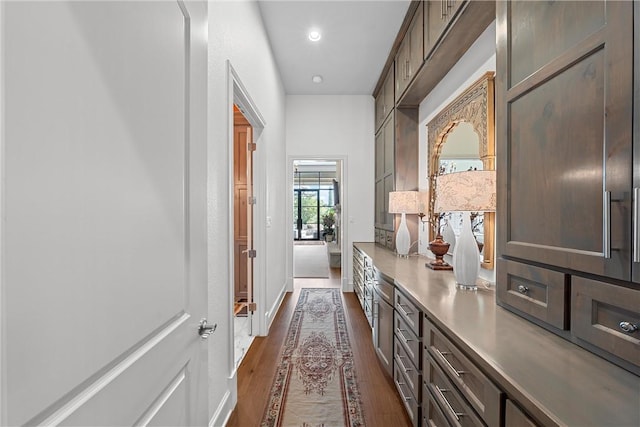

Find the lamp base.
xmin=426 ymin=234 xmax=453 ymax=270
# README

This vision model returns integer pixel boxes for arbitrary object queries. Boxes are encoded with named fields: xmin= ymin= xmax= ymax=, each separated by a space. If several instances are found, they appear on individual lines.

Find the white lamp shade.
xmin=388 ymin=191 xmax=419 ymax=214
xmin=434 ymin=170 xmax=496 ymax=213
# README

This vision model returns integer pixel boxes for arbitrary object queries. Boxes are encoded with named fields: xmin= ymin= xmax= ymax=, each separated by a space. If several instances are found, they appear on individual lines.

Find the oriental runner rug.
xmin=261 ymin=288 xmax=365 ymax=427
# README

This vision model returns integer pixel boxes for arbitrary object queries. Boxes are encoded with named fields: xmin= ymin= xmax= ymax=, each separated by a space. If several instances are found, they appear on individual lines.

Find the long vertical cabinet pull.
xmin=603 ymin=191 xmax=611 ymax=258
xmin=634 ymin=188 xmax=640 ymax=263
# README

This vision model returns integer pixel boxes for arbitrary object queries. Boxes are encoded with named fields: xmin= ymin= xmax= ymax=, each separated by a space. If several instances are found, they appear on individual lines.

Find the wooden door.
xmin=1 ymin=1 xmax=209 ymax=425
xmin=234 ymin=120 xmax=250 ymax=303
xmin=497 ymin=0 xmax=633 ymax=280
xmin=382 ymin=69 xmax=395 ymax=122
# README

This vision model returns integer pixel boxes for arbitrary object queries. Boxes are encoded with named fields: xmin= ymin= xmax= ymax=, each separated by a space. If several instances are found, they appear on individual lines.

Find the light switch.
xmin=266 ymin=216 xmax=272 ymax=227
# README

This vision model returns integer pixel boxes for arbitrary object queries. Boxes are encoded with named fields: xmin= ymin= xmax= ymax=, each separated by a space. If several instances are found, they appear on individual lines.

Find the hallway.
xmin=226 ymin=269 xmax=411 ymax=426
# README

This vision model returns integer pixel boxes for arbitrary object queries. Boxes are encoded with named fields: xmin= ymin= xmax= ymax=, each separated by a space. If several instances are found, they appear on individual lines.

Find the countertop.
xmin=354 ymin=242 xmax=640 ymax=427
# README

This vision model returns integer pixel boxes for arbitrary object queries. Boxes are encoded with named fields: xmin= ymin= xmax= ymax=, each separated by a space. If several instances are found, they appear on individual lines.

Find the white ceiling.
xmin=257 ymin=0 xmax=410 ymax=95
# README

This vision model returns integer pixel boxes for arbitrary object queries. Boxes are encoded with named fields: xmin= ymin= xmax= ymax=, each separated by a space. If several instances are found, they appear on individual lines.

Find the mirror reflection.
xmin=438 ymin=122 xmax=484 ymax=255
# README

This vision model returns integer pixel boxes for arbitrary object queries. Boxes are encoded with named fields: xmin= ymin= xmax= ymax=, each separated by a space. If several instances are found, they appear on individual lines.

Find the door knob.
xmin=198 ymin=318 xmax=217 ymax=339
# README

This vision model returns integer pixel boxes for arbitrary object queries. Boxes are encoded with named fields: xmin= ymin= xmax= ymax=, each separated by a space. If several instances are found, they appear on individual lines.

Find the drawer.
xmin=364 ymin=283 xmax=374 ymax=302
xmin=425 ymin=359 xmax=485 ymax=427
xmin=374 ymin=269 xmax=395 ymax=305
xmin=423 ymin=382 xmax=452 ymax=427
xmin=572 ymin=277 xmax=640 ymax=368
xmin=395 ymin=312 xmax=421 ymax=367
xmin=424 ymin=320 xmax=502 ymax=427
xmin=497 ymin=258 xmax=569 ymax=330
xmin=395 ymin=290 xmax=422 ymax=337
xmin=395 ymin=339 xmax=422 ymax=400
xmin=505 ymin=399 xmax=538 ymax=427
xmin=386 ymin=230 xmax=394 ymax=249
xmin=394 ymin=362 xmax=421 ymax=427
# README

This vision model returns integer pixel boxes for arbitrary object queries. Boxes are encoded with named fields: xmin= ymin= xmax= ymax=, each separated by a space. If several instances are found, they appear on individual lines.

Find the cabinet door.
xmin=395 ymin=38 xmax=410 ymax=102
xmin=383 ymin=114 xmax=395 ymax=176
xmin=496 ymin=1 xmax=633 ymax=280
xmin=383 ymin=67 xmax=395 ymax=120
xmin=408 ymin=2 xmax=424 ymax=81
xmin=375 ymin=129 xmax=384 ymax=179
xmin=375 ymin=180 xmax=384 ymax=227
xmin=375 ymin=93 xmax=384 ymax=132
xmin=425 ymin=1 xmax=448 ymax=59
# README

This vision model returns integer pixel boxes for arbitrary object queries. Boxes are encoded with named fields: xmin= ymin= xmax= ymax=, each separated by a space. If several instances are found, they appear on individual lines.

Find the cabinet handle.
xmin=396 ymin=327 xmax=413 ymax=344
xmin=397 ymin=354 xmax=413 ymax=373
xmin=517 ymin=284 xmax=529 ymax=294
xmin=434 ymin=385 xmax=463 ymax=421
xmin=634 ymin=188 xmax=639 ymax=263
xmin=603 ymin=191 xmax=611 ymax=259
xmin=441 ymin=0 xmax=446 ymax=19
xmin=619 ymin=321 xmax=639 ymax=333
xmin=405 ymin=59 xmax=410 ymax=80
xmin=397 ymin=302 xmax=414 ymax=317
xmin=434 ymin=349 xmax=464 ymax=377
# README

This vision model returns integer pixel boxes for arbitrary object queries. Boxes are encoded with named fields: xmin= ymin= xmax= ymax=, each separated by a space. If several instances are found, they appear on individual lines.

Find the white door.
xmin=0 ymin=1 xmax=209 ymax=425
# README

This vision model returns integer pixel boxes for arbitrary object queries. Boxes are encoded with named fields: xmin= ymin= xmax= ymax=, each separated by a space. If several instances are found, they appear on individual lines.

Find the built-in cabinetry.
xmin=393 ymin=288 xmax=423 ymax=427
xmin=496 ymin=0 xmax=639 ymax=376
xmin=353 ymin=246 xmax=374 ymax=327
xmin=373 ymin=268 xmax=395 ymax=378
xmin=372 ymin=0 xmax=495 ymax=252
xmin=395 ymin=3 xmax=423 ymax=102
xmin=353 ymin=242 xmax=640 ymax=427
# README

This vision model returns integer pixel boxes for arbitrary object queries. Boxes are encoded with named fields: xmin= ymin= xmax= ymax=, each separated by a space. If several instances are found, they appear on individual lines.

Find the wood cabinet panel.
xmin=505 ymin=400 xmax=538 ymax=427
xmin=496 ymin=258 xmax=569 ymax=331
xmin=383 ymin=114 xmax=395 ymax=175
xmin=572 ymin=277 xmax=640 ymax=371
xmin=395 ymin=340 xmax=422 ymax=400
xmin=425 ymin=358 xmax=485 ymax=427
xmin=395 ymin=313 xmax=421 ymax=368
xmin=425 ymin=1 xmax=448 ymax=58
xmin=422 ymin=385 xmax=452 ymax=427
xmin=508 ymin=1 xmax=605 ymax=88
xmin=424 ymin=319 xmax=502 ymax=427
xmin=383 ymin=68 xmax=395 ymax=119
xmin=497 ymin=0 xmax=633 ymax=280
xmin=395 ymin=363 xmax=421 ymax=427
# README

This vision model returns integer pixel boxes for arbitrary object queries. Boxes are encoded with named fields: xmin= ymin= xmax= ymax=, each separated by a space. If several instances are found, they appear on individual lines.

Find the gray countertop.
xmin=354 ymin=242 xmax=640 ymax=427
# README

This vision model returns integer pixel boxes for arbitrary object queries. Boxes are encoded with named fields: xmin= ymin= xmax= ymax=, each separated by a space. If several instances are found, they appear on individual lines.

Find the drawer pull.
xmin=396 ymin=328 xmax=413 ymax=344
xmin=397 ymin=355 xmax=413 ymax=373
xmin=397 ymin=302 xmax=414 ymax=317
xmin=434 ymin=385 xmax=464 ymax=421
xmin=517 ymin=284 xmax=529 ymax=294
xmin=619 ymin=321 xmax=639 ymax=333
xmin=435 ymin=349 xmax=465 ymax=378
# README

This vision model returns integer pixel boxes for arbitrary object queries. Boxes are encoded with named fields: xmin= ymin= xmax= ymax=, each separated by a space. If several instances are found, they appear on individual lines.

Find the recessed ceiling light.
xmin=312 ymin=75 xmax=323 ymax=84
xmin=308 ymin=30 xmax=321 ymax=42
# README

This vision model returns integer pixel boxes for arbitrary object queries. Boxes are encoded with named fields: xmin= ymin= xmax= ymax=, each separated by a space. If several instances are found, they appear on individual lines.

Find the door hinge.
xmin=248 ymin=142 xmax=257 ymax=152
xmin=248 ymin=302 xmax=257 ymax=312
xmin=247 ymin=249 xmax=257 ymax=258
xmin=248 ymin=195 xmax=256 ymax=205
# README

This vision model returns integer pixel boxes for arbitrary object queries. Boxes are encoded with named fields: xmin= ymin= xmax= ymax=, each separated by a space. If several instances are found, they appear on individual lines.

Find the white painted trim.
xmin=287 ymin=156 xmax=348 ymax=291
xmin=40 ymin=313 xmax=191 ymax=426
xmin=266 ymin=282 xmax=287 ymax=330
xmin=208 ymin=389 xmax=232 ymax=427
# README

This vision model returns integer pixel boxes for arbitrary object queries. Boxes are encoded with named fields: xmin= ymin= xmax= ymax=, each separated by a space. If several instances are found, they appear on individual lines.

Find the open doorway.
xmin=233 ymin=105 xmax=254 ymax=367
xmin=292 ymin=160 xmax=342 ymax=285
xmin=227 ymin=62 xmax=267 ymax=375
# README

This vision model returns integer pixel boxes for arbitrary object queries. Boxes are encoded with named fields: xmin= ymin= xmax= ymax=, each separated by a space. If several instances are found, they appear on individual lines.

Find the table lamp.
xmin=434 ymin=170 xmax=496 ymax=290
xmin=388 ymin=191 xmax=418 ymax=257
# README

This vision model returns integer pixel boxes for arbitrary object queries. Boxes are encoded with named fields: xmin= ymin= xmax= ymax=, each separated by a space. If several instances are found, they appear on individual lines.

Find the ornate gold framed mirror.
xmin=427 ymin=72 xmax=495 ymax=270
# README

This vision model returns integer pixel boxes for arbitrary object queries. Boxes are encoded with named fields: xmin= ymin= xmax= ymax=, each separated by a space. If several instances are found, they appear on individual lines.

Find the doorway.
xmin=291 ymin=160 xmax=342 ymax=283
xmin=233 ymin=105 xmax=254 ymax=367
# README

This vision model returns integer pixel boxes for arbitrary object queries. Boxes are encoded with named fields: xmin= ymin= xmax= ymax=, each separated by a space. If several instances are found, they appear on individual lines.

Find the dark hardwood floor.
xmin=226 ymin=267 xmax=412 ymax=426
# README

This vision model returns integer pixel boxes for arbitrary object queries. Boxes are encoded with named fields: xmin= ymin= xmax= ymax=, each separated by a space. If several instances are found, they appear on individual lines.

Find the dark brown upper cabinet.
xmin=496 ymin=0 xmax=634 ymax=281
xmin=395 ymin=3 xmax=424 ymax=102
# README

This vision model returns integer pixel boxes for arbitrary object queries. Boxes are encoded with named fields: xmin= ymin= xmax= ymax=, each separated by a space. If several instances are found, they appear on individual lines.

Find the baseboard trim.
xmin=209 ymin=389 xmax=232 ymax=427
xmin=266 ymin=282 xmax=287 ymax=331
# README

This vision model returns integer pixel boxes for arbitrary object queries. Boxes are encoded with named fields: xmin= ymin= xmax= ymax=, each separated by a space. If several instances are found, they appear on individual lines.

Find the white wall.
xmin=286 ymin=95 xmax=375 ymax=289
xmin=417 ymin=20 xmax=497 ymax=283
xmin=207 ymin=2 xmax=287 ymax=424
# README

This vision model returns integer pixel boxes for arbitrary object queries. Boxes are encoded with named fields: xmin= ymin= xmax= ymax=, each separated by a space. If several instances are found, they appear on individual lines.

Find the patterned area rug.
xmin=261 ymin=288 xmax=364 ymax=427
